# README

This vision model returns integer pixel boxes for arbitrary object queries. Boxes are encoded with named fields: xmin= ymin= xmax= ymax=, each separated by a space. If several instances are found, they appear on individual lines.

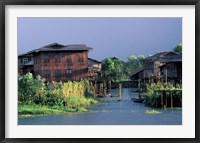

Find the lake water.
xmin=18 ymin=88 xmax=182 ymax=125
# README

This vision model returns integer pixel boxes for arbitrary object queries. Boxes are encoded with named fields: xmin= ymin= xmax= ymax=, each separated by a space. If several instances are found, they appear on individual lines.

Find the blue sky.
xmin=18 ymin=17 xmax=182 ymax=61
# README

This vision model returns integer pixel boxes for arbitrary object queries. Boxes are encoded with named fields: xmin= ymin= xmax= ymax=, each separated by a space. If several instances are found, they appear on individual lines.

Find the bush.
xmin=18 ymin=73 xmax=98 ymax=108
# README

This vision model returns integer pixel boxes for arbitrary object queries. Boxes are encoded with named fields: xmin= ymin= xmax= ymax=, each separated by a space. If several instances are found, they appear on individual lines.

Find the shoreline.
xmin=18 ymin=103 xmax=98 ymax=118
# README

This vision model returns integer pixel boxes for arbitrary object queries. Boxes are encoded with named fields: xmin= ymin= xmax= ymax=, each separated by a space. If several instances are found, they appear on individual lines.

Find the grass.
xmin=18 ymin=102 xmax=97 ymax=118
xmin=145 ymin=110 xmax=162 ymax=114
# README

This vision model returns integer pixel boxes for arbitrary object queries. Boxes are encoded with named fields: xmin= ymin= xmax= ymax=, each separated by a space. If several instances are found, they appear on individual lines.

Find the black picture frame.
xmin=0 ymin=0 xmax=200 ymax=143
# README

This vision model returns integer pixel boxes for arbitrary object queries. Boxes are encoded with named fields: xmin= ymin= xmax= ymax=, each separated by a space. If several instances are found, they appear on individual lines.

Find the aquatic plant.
xmin=143 ymin=82 xmax=182 ymax=108
xmin=145 ymin=110 xmax=161 ymax=114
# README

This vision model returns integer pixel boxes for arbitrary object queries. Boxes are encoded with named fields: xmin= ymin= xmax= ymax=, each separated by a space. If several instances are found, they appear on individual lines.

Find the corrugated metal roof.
xmin=27 ymin=43 xmax=93 ymax=54
xmin=145 ymin=51 xmax=177 ymax=61
xmin=88 ymin=58 xmax=101 ymax=63
xmin=130 ymin=67 xmax=144 ymax=78
xmin=165 ymin=54 xmax=182 ymax=63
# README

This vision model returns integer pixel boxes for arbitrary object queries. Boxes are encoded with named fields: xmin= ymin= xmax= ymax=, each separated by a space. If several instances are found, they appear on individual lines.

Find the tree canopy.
xmin=101 ymin=55 xmax=144 ymax=82
xmin=173 ymin=43 xmax=182 ymax=54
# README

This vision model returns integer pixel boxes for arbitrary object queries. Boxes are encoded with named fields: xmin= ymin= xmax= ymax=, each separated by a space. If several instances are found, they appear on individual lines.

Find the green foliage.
xmin=18 ymin=73 xmax=98 ymax=115
xmin=18 ymin=104 xmax=91 ymax=118
xmin=102 ymin=58 xmax=115 ymax=81
xmin=124 ymin=55 xmax=144 ymax=79
xmin=173 ymin=43 xmax=182 ymax=54
xmin=65 ymin=96 xmax=98 ymax=108
xmin=101 ymin=56 xmax=144 ymax=82
xmin=143 ymin=82 xmax=182 ymax=107
xmin=145 ymin=110 xmax=161 ymax=114
xmin=113 ymin=59 xmax=124 ymax=81
xmin=18 ymin=73 xmax=35 ymax=104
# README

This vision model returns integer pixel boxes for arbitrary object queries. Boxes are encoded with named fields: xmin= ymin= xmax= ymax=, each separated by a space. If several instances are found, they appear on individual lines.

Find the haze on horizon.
xmin=18 ymin=17 xmax=182 ymax=62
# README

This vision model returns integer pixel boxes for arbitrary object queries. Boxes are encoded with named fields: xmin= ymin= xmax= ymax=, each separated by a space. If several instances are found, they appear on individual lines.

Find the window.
xmin=55 ymin=70 xmax=61 ymax=81
xmin=23 ymin=58 xmax=28 ymax=64
xmin=43 ymin=53 xmax=50 ymax=63
xmin=55 ymin=70 xmax=61 ymax=75
xmin=66 ymin=53 xmax=72 ymax=66
xmin=43 ymin=70 xmax=51 ymax=78
xmin=65 ymin=69 xmax=72 ymax=74
xmin=18 ymin=58 xmax=21 ymax=65
xmin=55 ymin=53 xmax=61 ymax=63
xmin=77 ymin=53 xmax=84 ymax=65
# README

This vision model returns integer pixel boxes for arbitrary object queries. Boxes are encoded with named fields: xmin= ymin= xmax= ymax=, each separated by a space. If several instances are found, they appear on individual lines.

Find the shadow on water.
xmin=18 ymin=88 xmax=182 ymax=125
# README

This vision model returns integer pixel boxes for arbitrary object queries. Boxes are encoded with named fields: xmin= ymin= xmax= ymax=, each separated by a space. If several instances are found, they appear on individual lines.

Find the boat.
xmin=131 ymin=89 xmax=140 ymax=92
xmin=97 ymin=94 xmax=112 ymax=98
xmin=131 ymin=97 xmax=145 ymax=103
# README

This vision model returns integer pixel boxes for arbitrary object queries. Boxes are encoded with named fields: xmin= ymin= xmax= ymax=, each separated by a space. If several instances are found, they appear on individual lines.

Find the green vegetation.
xmin=18 ymin=73 xmax=99 ymax=117
xmin=143 ymin=82 xmax=182 ymax=108
xmin=18 ymin=104 xmax=90 ymax=118
xmin=124 ymin=55 xmax=144 ymax=79
xmin=173 ymin=43 xmax=182 ymax=54
xmin=102 ymin=55 xmax=144 ymax=82
xmin=145 ymin=110 xmax=161 ymax=114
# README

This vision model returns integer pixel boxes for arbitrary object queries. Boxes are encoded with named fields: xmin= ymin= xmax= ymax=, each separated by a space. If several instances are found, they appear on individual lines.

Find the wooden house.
xmin=130 ymin=67 xmax=143 ymax=81
xmin=18 ymin=43 xmax=93 ymax=82
xmin=142 ymin=51 xmax=178 ymax=83
xmin=18 ymin=53 xmax=34 ymax=75
xmin=159 ymin=54 xmax=182 ymax=85
xmin=87 ymin=58 xmax=102 ymax=81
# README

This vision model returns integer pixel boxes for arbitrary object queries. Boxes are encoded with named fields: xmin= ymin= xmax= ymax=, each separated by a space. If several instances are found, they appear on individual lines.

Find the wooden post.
xmin=148 ymin=74 xmax=150 ymax=84
xmin=100 ymin=83 xmax=103 ymax=95
xmin=180 ymin=91 xmax=182 ymax=107
xmin=161 ymin=91 xmax=164 ymax=110
xmin=94 ymin=82 xmax=97 ymax=96
xmin=171 ymin=91 xmax=173 ymax=109
xmin=138 ymin=79 xmax=141 ymax=91
xmin=165 ymin=69 xmax=167 ymax=83
xmin=109 ymin=80 xmax=111 ymax=91
xmin=165 ymin=91 xmax=167 ymax=110
xmin=103 ymin=80 xmax=107 ymax=95
xmin=118 ymin=83 xmax=122 ymax=99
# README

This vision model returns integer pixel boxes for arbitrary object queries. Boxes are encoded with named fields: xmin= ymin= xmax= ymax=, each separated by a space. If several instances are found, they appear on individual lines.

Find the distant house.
xmin=160 ymin=54 xmax=182 ymax=84
xmin=18 ymin=43 xmax=97 ymax=82
xmin=142 ymin=51 xmax=178 ymax=83
xmin=130 ymin=67 xmax=143 ymax=81
xmin=88 ymin=58 xmax=102 ymax=81
xmin=18 ymin=53 xmax=34 ymax=75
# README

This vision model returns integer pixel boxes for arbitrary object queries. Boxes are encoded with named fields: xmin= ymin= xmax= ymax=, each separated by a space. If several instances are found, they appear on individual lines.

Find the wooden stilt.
xmin=171 ymin=91 xmax=173 ymax=109
xmin=100 ymin=83 xmax=103 ymax=95
xmin=118 ymin=83 xmax=122 ymax=99
xmin=103 ymin=80 xmax=107 ymax=95
xmin=180 ymin=92 xmax=182 ymax=107
xmin=165 ymin=91 xmax=167 ymax=110
xmin=161 ymin=92 xmax=163 ymax=109
xmin=94 ymin=82 xmax=97 ymax=96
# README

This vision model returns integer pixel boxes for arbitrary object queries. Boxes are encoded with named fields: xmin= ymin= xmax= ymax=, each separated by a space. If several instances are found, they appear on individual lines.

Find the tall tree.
xmin=102 ymin=58 xmax=115 ymax=81
xmin=124 ymin=55 xmax=144 ymax=79
xmin=113 ymin=59 xmax=124 ymax=81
